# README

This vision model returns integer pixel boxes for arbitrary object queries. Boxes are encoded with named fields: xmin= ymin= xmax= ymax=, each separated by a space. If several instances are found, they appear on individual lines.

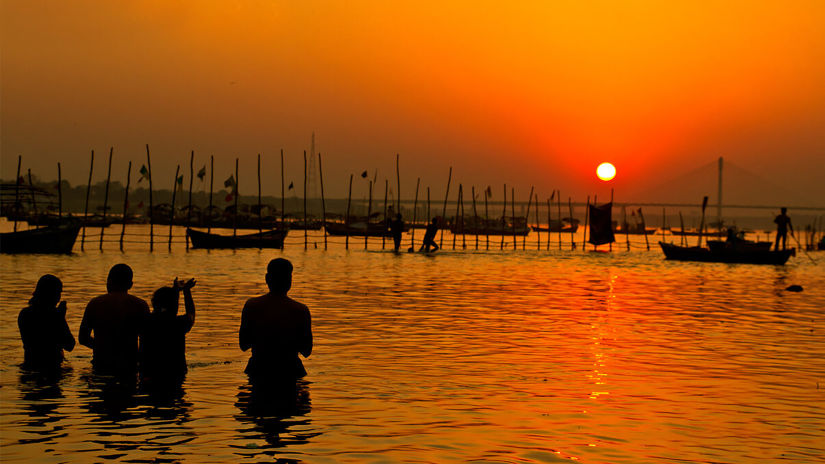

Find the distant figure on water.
xmin=239 ymin=258 xmax=312 ymax=383
xmin=140 ymin=278 xmax=196 ymax=386
xmin=79 ymin=264 xmax=150 ymax=376
xmin=389 ymin=213 xmax=405 ymax=252
xmin=773 ymin=207 xmax=793 ymax=251
xmin=419 ymin=217 xmax=440 ymax=253
xmin=18 ymin=274 xmax=75 ymax=371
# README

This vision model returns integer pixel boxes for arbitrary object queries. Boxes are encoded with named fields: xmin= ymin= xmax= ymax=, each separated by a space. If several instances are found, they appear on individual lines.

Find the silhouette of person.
xmin=140 ymin=278 xmax=196 ymax=386
xmin=419 ymin=217 xmax=440 ymax=252
xmin=18 ymin=274 xmax=75 ymax=372
xmin=79 ymin=264 xmax=150 ymax=376
xmin=240 ymin=258 xmax=312 ymax=383
xmin=389 ymin=213 xmax=404 ymax=252
xmin=773 ymin=207 xmax=793 ymax=251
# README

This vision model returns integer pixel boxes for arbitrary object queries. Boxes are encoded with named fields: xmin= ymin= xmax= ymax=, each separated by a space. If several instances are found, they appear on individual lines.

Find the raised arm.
xmin=176 ymin=278 xmax=197 ymax=327
xmin=57 ymin=301 xmax=76 ymax=352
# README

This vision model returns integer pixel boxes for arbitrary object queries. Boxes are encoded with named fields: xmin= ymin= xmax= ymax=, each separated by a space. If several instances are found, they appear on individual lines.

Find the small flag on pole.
xmin=224 ymin=175 xmax=236 ymax=189
xmin=138 ymin=165 xmax=150 ymax=183
xmin=197 ymin=166 xmax=206 ymax=181
xmin=288 ymin=181 xmax=294 ymax=190
xmin=485 ymin=186 xmax=492 ymax=198
xmin=138 ymin=200 xmax=144 ymax=209
xmin=361 ymin=171 xmax=368 ymax=178
xmin=176 ymin=175 xmax=184 ymax=191
xmin=550 ymin=190 xmax=556 ymax=201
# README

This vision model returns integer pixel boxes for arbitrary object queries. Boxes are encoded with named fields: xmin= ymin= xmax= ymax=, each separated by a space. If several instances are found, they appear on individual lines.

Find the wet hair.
xmin=266 ymin=258 xmax=293 ymax=293
xmin=781 ymin=207 xmax=787 ymax=214
xmin=151 ymin=286 xmax=179 ymax=316
xmin=107 ymin=263 xmax=133 ymax=292
xmin=29 ymin=274 xmax=62 ymax=307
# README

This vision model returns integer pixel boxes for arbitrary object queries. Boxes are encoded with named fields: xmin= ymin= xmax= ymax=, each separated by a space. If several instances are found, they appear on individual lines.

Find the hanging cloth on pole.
xmin=588 ymin=202 xmax=616 ymax=246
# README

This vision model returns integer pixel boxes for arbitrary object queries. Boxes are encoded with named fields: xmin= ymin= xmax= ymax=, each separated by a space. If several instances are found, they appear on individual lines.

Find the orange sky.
xmin=2 ymin=1 xmax=824 ymax=204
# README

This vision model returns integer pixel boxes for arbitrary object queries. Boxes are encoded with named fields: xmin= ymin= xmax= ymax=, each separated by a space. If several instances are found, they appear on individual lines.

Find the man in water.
xmin=140 ymin=278 xmax=196 ymax=386
xmin=773 ymin=207 xmax=793 ymax=251
xmin=239 ymin=258 xmax=312 ymax=383
xmin=389 ymin=213 xmax=404 ymax=252
xmin=79 ymin=264 xmax=150 ymax=376
xmin=418 ymin=217 xmax=440 ymax=253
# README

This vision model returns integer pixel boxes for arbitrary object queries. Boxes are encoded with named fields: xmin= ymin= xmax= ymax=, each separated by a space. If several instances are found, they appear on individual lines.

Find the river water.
xmin=1 ymin=224 xmax=824 ymax=463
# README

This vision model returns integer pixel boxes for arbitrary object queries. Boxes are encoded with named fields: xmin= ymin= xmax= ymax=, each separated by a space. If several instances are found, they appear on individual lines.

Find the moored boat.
xmin=659 ymin=241 xmax=794 ymax=265
xmin=325 ymin=222 xmax=395 ymax=237
xmin=0 ymin=224 xmax=81 ymax=254
xmin=186 ymin=228 xmax=287 ymax=249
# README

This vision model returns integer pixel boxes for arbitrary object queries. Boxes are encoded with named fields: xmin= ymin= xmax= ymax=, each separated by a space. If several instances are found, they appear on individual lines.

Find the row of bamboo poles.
xmin=12 ymin=149 xmax=818 ymax=253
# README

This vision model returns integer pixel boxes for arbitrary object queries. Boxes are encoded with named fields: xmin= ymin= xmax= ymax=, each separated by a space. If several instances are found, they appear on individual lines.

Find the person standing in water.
xmin=419 ymin=217 xmax=440 ymax=252
xmin=389 ymin=213 xmax=405 ymax=252
xmin=140 ymin=278 xmax=196 ymax=386
xmin=239 ymin=258 xmax=312 ymax=383
xmin=79 ymin=264 xmax=150 ymax=377
xmin=18 ymin=274 xmax=75 ymax=371
xmin=773 ymin=207 xmax=794 ymax=251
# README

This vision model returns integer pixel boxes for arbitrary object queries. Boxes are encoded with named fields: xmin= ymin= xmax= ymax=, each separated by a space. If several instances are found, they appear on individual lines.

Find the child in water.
xmin=140 ymin=278 xmax=196 ymax=385
xmin=18 ymin=274 xmax=75 ymax=371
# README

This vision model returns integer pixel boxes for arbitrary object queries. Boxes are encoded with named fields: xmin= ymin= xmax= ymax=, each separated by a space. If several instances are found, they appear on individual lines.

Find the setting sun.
xmin=597 ymin=162 xmax=616 ymax=181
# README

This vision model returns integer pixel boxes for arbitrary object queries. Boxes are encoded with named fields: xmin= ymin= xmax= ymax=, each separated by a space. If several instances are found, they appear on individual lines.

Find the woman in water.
xmin=140 ymin=278 xmax=196 ymax=386
xmin=18 ymin=274 xmax=75 ymax=371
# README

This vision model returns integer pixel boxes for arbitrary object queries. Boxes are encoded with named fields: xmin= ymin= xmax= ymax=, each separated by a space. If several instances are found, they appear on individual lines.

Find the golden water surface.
xmin=1 ymin=225 xmax=823 ymax=463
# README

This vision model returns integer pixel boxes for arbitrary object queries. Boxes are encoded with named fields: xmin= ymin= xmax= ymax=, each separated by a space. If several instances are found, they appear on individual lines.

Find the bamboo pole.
xmin=609 ymin=189 xmax=613 ymax=252
xmin=304 ymin=151 xmax=308 ymax=250
xmin=557 ymin=190 xmax=563 ymax=250
xmin=233 ymin=158 xmax=239 ymax=240
xmin=679 ymin=211 xmax=686 ymax=246
xmin=471 ymin=186 xmax=479 ymax=250
xmin=258 ymin=154 xmax=263 ymax=249
xmin=169 ymin=165 xmax=180 ymax=251
xmin=501 ymin=185 xmax=506 ymax=250
xmin=396 ymin=153 xmax=401 ymax=213
xmin=410 ymin=177 xmax=420 ymax=251
xmin=583 ymin=196 xmax=590 ymax=250
xmin=535 ymin=193 xmax=541 ymax=250
xmin=568 ymin=198 xmax=575 ymax=250
xmin=623 ymin=206 xmax=630 ymax=250
xmin=57 ymin=163 xmax=62 ymax=219
xmin=511 ymin=187 xmax=516 ymax=250
xmin=100 ymin=148 xmax=112 ymax=250
xmin=484 ymin=189 xmax=489 ymax=250
xmin=592 ymin=195 xmax=598 ymax=251
xmin=27 ymin=169 xmax=38 ymax=222
xmin=187 ymin=150 xmax=194 ymax=250
xmin=146 ymin=145 xmax=154 ymax=251
xmin=120 ymin=161 xmax=131 ymax=252
xmin=453 ymin=184 xmax=461 ymax=250
xmin=280 ymin=149 xmax=285 ymax=228
xmin=319 ymin=153 xmax=328 ymax=250
xmin=546 ymin=197 xmax=552 ymax=251
xmin=639 ymin=207 xmax=650 ymax=250
xmin=366 ymin=180 xmax=373 ymax=250
xmin=13 ymin=156 xmax=21 ymax=232
xmin=345 ymin=174 xmax=353 ymax=250
xmin=439 ymin=167 xmax=452 ymax=249
xmin=81 ymin=150 xmax=94 ymax=251
xmin=208 ymin=155 xmax=214 ymax=234
xmin=427 ymin=187 xmax=431 ymax=223
xmin=382 ymin=179 xmax=388 ymax=250
xmin=524 ymin=186 xmax=534 ymax=250
xmin=460 ymin=185 xmax=466 ymax=249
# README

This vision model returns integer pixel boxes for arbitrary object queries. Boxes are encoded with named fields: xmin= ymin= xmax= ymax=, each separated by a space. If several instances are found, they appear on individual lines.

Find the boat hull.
xmin=0 ymin=225 xmax=81 ymax=254
xmin=186 ymin=228 xmax=287 ymax=249
xmin=659 ymin=241 xmax=793 ymax=265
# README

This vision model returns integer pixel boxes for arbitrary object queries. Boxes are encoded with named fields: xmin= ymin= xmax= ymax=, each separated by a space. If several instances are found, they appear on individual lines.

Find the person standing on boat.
xmin=79 ymin=264 xmax=150 ymax=377
xmin=140 ymin=278 xmax=196 ymax=387
xmin=239 ymin=258 xmax=312 ymax=383
xmin=390 ymin=213 xmax=405 ymax=252
xmin=773 ymin=207 xmax=793 ymax=251
xmin=18 ymin=274 xmax=75 ymax=372
xmin=419 ymin=217 xmax=440 ymax=252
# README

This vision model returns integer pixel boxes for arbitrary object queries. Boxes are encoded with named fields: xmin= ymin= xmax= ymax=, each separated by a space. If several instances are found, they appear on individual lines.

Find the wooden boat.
xmin=451 ymin=216 xmax=530 ymax=236
xmin=0 ymin=224 xmax=81 ymax=254
xmin=659 ymin=241 xmax=794 ymax=265
xmin=668 ymin=228 xmax=724 ymax=237
xmin=186 ymin=228 xmax=287 ymax=249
